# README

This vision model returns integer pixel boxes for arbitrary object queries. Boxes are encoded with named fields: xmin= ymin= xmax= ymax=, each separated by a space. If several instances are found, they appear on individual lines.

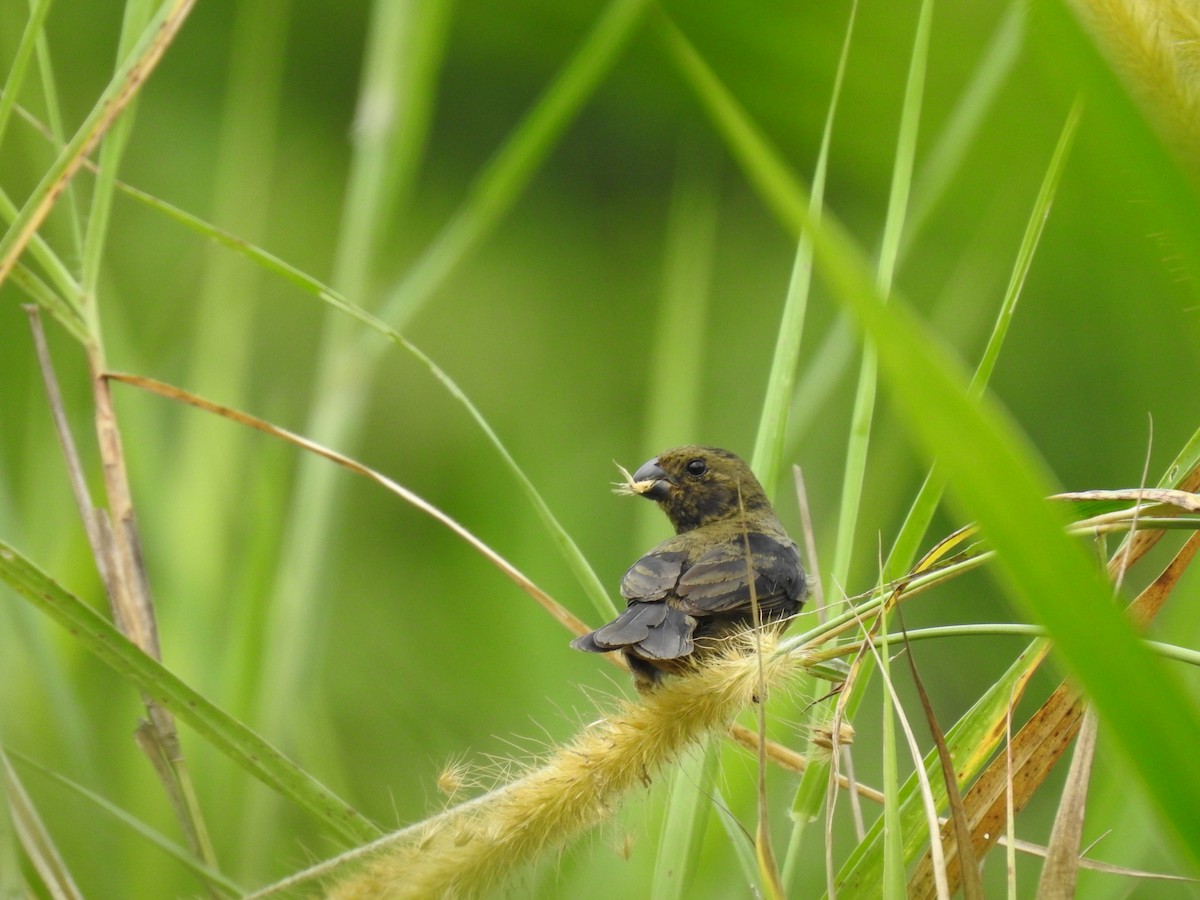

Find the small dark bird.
xmin=571 ymin=446 xmax=806 ymax=690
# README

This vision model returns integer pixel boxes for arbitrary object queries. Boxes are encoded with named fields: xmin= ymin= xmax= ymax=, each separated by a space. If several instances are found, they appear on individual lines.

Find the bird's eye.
xmin=685 ymin=459 xmax=707 ymax=477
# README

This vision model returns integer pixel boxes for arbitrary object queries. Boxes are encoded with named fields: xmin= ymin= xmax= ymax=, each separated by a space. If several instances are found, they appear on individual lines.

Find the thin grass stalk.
xmin=249 ymin=4 xmax=643 ymax=775
xmin=0 ymin=0 xmax=53 ymax=149
xmin=828 ymin=0 xmax=931 ymax=602
xmin=750 ymin=0 xmax=857 ymax=499
xmin=646 ymin=142 xmax=720 ymax=897
xmin=879 ymin=611 xmax=906 ymax=899
xmin=0 ymin=0 xmax=196 ymax=287
xmin=27 ymin=0 xmax=86 ymax=257
xmin=0 ymin=539 xmax=379 ymax=846
xmin=5 ymin=749 xmax=245 ymax=896
xmin=884 ymin=97 xmax=1083 ymax=580
xmin=79 ymin=0 xmax=152 ymax=303
xmin=2 ymin=748 xmax=82 ymax=899
xmin=244 ymin=3 xmax=452 ymax=818
xmin=772 ymin=2 xmax=859 ymax=888
xmin=166 ymin=0 xmax=292 ymax=641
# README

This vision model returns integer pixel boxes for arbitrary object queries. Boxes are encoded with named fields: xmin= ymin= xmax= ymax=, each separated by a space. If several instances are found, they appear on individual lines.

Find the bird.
xmin=571 ymin=446 xmax=806 ymax=690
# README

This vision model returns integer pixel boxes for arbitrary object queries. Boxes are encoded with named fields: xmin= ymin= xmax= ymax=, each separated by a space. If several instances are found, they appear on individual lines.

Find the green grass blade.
xmin=836 ymin=640 xmax=1052 ymax=896
xmin=655 ymin=14 xmax=805 ymax=239
xmin=651 ymin=738 xmax=719 ymax=899
xmin=5 ymin=749 xmax=244 ymax=895
xmin=884 ymin=97 xmax=1083 ymax=578
xmin=79 ymin=0 xmax=154 ymax=312
xmin=830 ymin=0 xmax=932 ymax=598
xmin=1 ymin=747 xmax=81 ymax=898
xmin=368 ymin=0 xmax=651 ymax=337
xmin=28 ymin=3 xmax=87 ymax=257
xmin=806 ymin=196 xmax=1200 ymax=873
xmin=0 ymin=0 xmax=54 ymax=149
xmin=904 ymin=1 xmax=1025 ymax=251
xmin=0 ymin=540 xmax=381 ymax=847
xmin=751 ymin=0 xmax=858 ymax=497
xmin=0 ymin=0 xmax=194 ymax=287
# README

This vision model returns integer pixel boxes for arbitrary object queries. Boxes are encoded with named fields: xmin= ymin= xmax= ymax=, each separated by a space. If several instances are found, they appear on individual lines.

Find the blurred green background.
xmin=2 ymin=0 xmax=1199 ymax=896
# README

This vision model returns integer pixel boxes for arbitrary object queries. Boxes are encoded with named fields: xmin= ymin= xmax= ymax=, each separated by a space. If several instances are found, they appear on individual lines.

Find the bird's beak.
xmin=630 ymin=457 xmax=673 ymax=501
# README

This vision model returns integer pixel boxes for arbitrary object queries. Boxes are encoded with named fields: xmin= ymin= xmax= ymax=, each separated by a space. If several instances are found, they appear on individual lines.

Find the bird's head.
xmin=615 ymin=446 xmax=772 ymax=533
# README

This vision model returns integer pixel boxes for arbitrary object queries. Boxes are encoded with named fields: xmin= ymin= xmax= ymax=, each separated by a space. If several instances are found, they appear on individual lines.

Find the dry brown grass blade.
xmin=105 ymin=371 xmax=589 ymax=640
xmin=26 ymin=310 xmax=217 ymax=868
xmin=1110 ymin=465 xmax=1200 ymax=572
xmin=727 ymin=726 xmax=885 ymax=803
xmin=1035 ymin=707 xmax=1099 ymax=899
xmin=1053 ymin=487 xmax=1200 ymax=512
xmin=909 ymin=527 xmax=1200 ymax=897
xmin=1126 ymin=528 xmax=1200 ymax=628
xmin=24 ymin=308 xmax=114 ymax=593
xmin=897 ymin=606 xmax=985 ymax=900
xmin=909 ymin=678 xmax=1086 ymax=897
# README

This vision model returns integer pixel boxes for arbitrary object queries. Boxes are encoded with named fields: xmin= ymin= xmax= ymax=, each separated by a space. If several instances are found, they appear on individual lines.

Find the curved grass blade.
xmin=1 ymin=748 xmax=81 ymax=899
xmin=106 ymin=372 xmax=589 ymax=637
xmin=5 ymin=749 xmax=244 ymax=896
xmin=0 ymin=541 xmax=380 ymax=847
xmin=69 ymin=172 xmax=617 ymax=622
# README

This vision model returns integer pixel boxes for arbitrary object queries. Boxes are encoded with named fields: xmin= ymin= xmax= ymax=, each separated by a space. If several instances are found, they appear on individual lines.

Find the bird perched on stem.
xmin=572 ymin=446 xmax=806 ymax=691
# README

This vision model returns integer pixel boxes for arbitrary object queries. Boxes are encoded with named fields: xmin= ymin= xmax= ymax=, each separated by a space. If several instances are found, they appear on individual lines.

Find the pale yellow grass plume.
xmin=1069 ymin=0 xmax=1200 ymax=164
xmin=323 ymin=633 xmax=798 ymax=898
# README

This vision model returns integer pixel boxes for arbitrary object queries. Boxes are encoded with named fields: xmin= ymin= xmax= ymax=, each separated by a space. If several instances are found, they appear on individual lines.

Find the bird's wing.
xmin=571 ymin=544 xmax=695 ymax=660
xmin=570 ymin=600 xmax=695 ymax=660
xmin=675 ymin=533 xmax=804 ymax=616
xmin=619 ymin=547 xmax=687 ymax=602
